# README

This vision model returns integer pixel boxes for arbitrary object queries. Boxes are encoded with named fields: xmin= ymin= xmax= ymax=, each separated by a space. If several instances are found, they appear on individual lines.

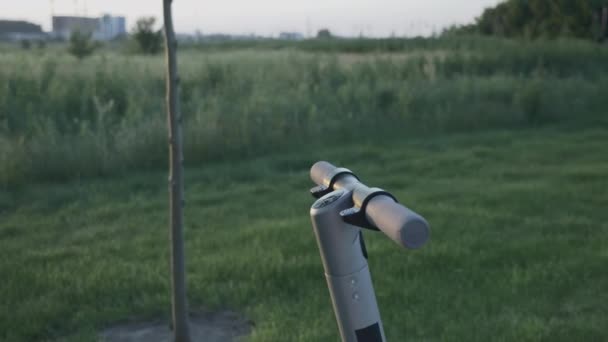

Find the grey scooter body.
xmin=311 ymin=188 xmax=385 ymax=341
xmin=309 ymin=162 xmax=430 ymax=342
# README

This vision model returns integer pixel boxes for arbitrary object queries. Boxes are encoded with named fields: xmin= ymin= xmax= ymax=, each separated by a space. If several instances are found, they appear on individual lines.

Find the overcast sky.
xmin=5 ymin=0 xmax=503 ymax=37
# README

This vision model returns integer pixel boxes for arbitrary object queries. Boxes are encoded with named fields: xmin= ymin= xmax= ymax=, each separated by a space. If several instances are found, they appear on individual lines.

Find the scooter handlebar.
xmin=310 ymin=161 xmax=430 ymax=249
xmin=310 ymin=161 xmax=338 ymax=188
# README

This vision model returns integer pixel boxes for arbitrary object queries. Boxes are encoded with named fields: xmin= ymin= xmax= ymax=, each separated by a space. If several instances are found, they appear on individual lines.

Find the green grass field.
xmin=2 ymin=125 xmax=607 ymax=341
xmin=1 ymin=35 xmax=608 ymax=341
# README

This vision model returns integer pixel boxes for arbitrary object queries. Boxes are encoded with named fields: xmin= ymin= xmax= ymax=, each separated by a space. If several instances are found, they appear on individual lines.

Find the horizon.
xmin=3 ymin=0 xmax=502 ymax=37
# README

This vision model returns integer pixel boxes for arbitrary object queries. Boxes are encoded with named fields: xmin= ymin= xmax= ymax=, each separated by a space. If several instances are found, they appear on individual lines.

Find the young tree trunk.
xmin=162 ymin=1 xmax=191 ymax=342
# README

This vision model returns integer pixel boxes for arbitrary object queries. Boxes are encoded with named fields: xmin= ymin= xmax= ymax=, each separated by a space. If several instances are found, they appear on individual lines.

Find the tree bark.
xmin=163 ymin=1 xmax=191 ymax=342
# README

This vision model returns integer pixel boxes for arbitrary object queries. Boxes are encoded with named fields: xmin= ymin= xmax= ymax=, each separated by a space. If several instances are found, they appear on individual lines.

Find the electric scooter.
xmin=309 ymin=161 xmax=430 ymax=342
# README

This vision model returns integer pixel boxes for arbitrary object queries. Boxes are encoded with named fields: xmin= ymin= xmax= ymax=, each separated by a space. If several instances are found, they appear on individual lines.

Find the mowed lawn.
xmin=1 ymin=127 xmax=607 ymax=342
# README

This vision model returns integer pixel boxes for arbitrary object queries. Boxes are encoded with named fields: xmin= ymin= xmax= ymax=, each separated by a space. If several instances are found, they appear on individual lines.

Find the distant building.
xmin=279 ymin=32 xmax=304 ymax=40
xmin=96 ymin=14 xmax=126 ymax=41
xmin=52 ymin=14 xmax=126 ymax=41
xmin=52 ymin=16 xmax=98 ymax=39
xmin=0 ymin=20 xmax=46 ymax=41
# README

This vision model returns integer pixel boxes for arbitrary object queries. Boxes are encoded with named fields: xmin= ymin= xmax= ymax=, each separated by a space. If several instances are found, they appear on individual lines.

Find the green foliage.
xmin=317 ymin=28 xmax=332 ymax=39
xmin=450 ymin=0 xmax=608 ymax=40
xmin=67 ymin=31 xmax=97 ymax=60
xmin=1 ymin=37 xmax=608 ymax=186
xmin=515 ymin=78 xmax=544 ymax=124
xmin=20 ymin=39 xmax=31 ymax=50
xmin=131 ymin=17 xmax=162 ymax=54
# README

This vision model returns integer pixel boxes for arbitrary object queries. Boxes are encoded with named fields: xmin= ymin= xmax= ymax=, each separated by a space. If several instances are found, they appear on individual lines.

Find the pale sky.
xmin=4 ymin=0 xmax=503 ymax=37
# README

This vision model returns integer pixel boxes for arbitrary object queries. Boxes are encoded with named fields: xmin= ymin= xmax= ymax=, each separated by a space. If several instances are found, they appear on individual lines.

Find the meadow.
xmin=1 ymin=37 xmax=608 ymax=341
xmin=1 ymin=37 xmax=608 ymax=186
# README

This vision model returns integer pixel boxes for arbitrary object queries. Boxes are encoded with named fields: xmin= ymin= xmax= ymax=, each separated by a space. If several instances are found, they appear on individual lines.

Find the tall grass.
xmin=1 ymin=37 xmax=607 ymax=186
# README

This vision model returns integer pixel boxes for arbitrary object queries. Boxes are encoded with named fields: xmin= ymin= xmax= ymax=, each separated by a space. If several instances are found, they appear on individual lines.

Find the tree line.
xmin=447 ymin=0 xmax=608 ymax=41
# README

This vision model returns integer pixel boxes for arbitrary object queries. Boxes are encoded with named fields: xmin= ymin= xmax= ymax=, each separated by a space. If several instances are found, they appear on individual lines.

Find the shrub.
xmin=131 ymin=17 xmax=163 ymax=54
xmin=67 ymin=31 xmax=96 ymax=60
xmin=317 ymin=29 xmax=332 ymax=39
xmin=20 ymin=40 xmax=31 ymax=50
xmin=515 ymin=80 xmax=543 ymax=124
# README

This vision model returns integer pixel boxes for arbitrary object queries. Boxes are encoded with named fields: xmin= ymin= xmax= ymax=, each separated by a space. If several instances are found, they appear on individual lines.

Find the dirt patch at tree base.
xmin=100 ymin=310 xmax=253 ymax=342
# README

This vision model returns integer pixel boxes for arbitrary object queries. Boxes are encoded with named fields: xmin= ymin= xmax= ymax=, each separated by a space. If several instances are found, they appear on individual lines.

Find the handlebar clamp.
xmin=340 ymin=186 xmax=398 ymax=231
xmin=310 ymin=167 xmax=359 ymax=199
